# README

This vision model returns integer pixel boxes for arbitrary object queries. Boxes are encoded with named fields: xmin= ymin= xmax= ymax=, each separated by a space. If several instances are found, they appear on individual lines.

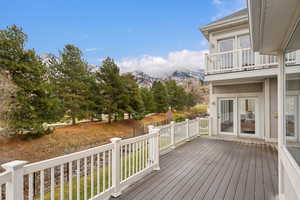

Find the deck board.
xmin=111 ymin=137 xmax=278 ymax=200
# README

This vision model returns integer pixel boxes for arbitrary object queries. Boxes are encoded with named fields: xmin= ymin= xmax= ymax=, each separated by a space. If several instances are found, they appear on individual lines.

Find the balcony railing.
xmin=0 ymin=117 xmax=209 ymax=200
xmin=205 ymin=48 xmax=278 ymax=74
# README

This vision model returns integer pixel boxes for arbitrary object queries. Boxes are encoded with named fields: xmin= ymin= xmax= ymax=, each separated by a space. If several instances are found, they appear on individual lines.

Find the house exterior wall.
xmin=208 ymin=24 xmax=249 ymax=54
xmin=209 ymin=82 xmax=266 ymax=138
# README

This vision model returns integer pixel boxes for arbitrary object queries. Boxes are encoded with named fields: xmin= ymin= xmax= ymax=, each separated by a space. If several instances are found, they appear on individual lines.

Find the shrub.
xmin=132 ymin=112 xmax=145 ymax=120
xmin=173 ymin=114 xmax=186 ymax=122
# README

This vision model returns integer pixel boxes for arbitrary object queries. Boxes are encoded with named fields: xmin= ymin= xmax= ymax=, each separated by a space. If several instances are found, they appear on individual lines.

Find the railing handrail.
xmin=0 ymin=171 xmax=11 ymax=185
xmin=208 ymin=48 xmax=252 ymax=57
xmin=0 ymin=117 xmax=210 ymax=200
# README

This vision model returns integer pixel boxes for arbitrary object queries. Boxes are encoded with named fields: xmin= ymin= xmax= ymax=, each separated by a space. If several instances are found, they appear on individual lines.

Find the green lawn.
xmin=40 ymin=147 xmax=149 ymax=200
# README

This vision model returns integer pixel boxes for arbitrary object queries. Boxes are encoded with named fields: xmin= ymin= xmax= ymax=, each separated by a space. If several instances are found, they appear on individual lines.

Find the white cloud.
xmin=212 ymin=0 xmax=222 ymax=5
xmin=211 ymin=0 xmax=246 ymax=21
xmin=117 ymin=49 xmax=208 ymax=78
xmin=85 ymin=48 xmax=97 ymax=52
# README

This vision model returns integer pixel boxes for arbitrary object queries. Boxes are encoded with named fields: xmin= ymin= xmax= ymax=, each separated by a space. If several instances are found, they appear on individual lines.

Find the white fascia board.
xmin=200 ymin=16 xmax=248 ymax=39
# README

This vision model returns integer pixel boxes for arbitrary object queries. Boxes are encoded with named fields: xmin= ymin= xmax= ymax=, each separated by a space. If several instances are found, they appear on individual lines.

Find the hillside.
xmin=0 ymin=114 xmax=167 ymax=168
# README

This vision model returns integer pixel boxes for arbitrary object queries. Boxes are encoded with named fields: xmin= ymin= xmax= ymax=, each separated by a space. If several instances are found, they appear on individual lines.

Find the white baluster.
xmin=69 ymin=162 xmax=72 ymax=200
xmin=50 ymin=168 xmax=55 ymax=200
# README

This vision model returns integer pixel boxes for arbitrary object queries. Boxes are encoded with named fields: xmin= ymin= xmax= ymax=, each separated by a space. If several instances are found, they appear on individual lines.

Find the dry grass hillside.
xmin=0 ymin=114 xmax=167 ymax=168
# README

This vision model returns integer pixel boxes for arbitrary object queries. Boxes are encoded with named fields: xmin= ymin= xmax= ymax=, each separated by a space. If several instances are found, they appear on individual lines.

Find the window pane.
xmin=218 ymin=38 xmax=234 ymax=52
xmin=238 ymin=35 xmax=251 ymax=49
xmin=285 ymin=59 xmax=300 ymax=167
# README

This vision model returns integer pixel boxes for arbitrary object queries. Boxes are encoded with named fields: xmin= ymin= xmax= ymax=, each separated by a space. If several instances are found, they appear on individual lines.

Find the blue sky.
xmin=1 ymin=0 xmax=245 ymax=76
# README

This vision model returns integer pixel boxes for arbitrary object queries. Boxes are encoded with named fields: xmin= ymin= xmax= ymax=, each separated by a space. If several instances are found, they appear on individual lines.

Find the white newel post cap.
xmin=148 ymin=125 xmax=155 ymax=131
xmin=110 ymin=137 xmax=122 ymax=143
xmin=171 ymin=121 xmax=175 ymax=124
xmin=152 ymin=127 xmax=160 ymax=134
xmin=2 ymin=160 xmax=28 ymax=171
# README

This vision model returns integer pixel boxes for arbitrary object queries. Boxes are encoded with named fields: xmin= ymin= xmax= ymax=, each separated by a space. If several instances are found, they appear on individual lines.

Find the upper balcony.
xmin=205 ymin=48 xmax=278 ymax=75
xmin=205 ymin=48 xmax=300 ymax=81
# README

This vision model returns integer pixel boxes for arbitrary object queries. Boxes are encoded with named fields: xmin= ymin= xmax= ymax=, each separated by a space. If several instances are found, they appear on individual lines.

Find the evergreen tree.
xmin=165 ymin=80 xmax=186 ymax=110
xmin=140 ymin=87 xmax=155 ymax=114
xmin=96 ymin=57 xmax=126 ymax=123
xmin=85 ymin=69 xmax=104 ymax=121
xmin=0 ymin=25 xmax=63 ymax=135
xmin=185 ymin=92 xmax=197 ymax=108
xmin=151 ymin=81 xmax=168 ymax=113
xmin=122 ymin=73 xmax=145 ymax=120
xmin=49 ymin=44 xmax=90 ymax=125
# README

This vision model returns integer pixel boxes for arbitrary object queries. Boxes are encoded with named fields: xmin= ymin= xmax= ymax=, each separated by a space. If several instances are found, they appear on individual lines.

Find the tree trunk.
xmin=108 ymin=113 xmax=112 ymax=123
xmin=114 ymin=114 xmax=117 ymax=122
xmin=72 ymin=116 xmax=76 ymax=125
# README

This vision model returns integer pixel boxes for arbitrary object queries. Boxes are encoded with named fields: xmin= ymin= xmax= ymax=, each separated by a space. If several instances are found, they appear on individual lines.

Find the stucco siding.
xmin=213 ymin=82 xmax=263 ymax=94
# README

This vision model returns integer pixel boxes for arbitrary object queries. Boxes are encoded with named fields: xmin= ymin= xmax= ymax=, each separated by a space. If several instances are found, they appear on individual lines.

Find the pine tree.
xmin=185 ymin=92 xmax=197 ymax=109
xmin=0 ymin=25 xmax=63 ymax=135
xmin=96 ymin=57 xmax=126 ymax=123
xmin=151 ymin=81 xmax=168 ymax=113
xmin=85 ymin=69 xmax=104 ymax=121
xmin=140 ymin=87 xmax=155 ymax=114
xmin=122 ymin=73 xmax=145 ymax=120
xmin=165 ymin=80 xmax=186 ymax=110
xmin=49 ymin=44 xmax=90 ymax=125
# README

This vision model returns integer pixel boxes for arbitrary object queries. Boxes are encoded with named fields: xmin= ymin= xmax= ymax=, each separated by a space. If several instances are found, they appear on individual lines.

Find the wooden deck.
xmin=112 ymin=137 xmax=278 ymax=200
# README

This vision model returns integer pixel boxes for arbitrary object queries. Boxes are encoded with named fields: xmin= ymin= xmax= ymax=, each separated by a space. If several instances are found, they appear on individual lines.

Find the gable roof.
xmin=206 ymin=8 xmax=248 ymax=27
xmin=200 ymin=8 xmax=248 ymax=39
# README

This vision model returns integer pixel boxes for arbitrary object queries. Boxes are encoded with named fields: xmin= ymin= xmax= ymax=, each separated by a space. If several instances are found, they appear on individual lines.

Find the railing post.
xmin=2 ymin=160 xmax=28 ymax=200
xmin=170 ymin=121 xmax=175 ymax=148
xmin=186 ymin=119 xmax=190 ymax=141
xmin=148 ymin=125 xmax=155 ymax=165
xmin=196 ymin=117 xmax=200 ymax=136
xmin=152 ymin=128 xmax=160 ymax=171
xmin=110 ymin=137 xmax=122 ymax=198
xmin=208 ymin=117 xmax=213 ymax=136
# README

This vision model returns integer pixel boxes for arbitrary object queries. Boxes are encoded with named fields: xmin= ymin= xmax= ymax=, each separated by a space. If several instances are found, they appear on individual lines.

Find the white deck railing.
xmin=205 ymin=48 xmax=278 ymax=74
xmin=0 ymin=117 xmax=209 ymax=200
xmin=205 ymin=48 xmax=300 ymax=75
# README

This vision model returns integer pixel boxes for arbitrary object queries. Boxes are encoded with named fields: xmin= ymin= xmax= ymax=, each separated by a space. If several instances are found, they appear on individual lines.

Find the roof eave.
xmin=199 ymin=16 xmax=248 ymax=40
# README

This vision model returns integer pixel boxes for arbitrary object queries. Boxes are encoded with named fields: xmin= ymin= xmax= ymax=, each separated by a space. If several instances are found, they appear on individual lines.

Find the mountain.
xmin=131 ymin=69 xmax=205 ymax=88
xmin=40 ymin=53 xmax=60 ymax=66
xmin=131 ymin=71 xmax=161 ymax=88
xmin=167 ymin=70 xmax=205 ymax=85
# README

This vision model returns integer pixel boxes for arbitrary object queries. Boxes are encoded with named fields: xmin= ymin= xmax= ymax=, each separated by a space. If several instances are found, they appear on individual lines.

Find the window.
xmin=238 ymin=35 xmax=251 ymax=49
xmin=218 ymin=38 xmax=234 ymax=52
xmin=285 ymin=21 xmax=300 ymax=167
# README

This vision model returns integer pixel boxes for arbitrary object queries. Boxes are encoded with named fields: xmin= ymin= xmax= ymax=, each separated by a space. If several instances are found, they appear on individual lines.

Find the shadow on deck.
xmin=112 ymin=137 xmax=278 ymax=200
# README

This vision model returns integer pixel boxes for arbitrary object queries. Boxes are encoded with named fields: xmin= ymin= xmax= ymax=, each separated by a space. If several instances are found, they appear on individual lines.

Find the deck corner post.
xmin=148 ymin=125 xmax=155 ymax=165
xmin=196 ymin=117 xmax=200 ymax=136
xmin=2 ymin=160 xmax=28 ymax=200
xmin=186 ymin=119 xmax=190 ymax=141
xmin=110 ymin=137 xmax=122 ymax=197
xmin=153 ymin=128 xmax=160 ymax=171
xmin=208 ymin=116 xmax=213 ymax=136
xmin=170 ymin=121 xmax=175 ymax=148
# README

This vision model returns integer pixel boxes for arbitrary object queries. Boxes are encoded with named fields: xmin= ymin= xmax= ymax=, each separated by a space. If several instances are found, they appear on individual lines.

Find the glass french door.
xmin=286 ymin=95 xmax=298 ymax=141
xmin=238 ymin=98 xmax=258 ymax=137
xmin=218 ymin=98 xmax=235 ymax=135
